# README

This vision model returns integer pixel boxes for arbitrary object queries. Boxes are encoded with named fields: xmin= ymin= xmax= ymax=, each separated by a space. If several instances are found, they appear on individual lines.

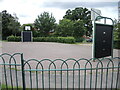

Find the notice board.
xmin=22 ymin=31 xmax=32 ymax=42
xmin=94 ymin=24 xmax=113 ymax=58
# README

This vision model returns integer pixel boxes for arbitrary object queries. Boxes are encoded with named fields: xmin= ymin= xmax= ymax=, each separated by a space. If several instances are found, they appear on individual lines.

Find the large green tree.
xmin=55 ymin=19 xmax=74 ymax=37
xmin=63 ymin=7 xmax=92 ymax=36
xmin=2 ymin=10 xmax=21 ymax=39
xmin=73 ymin=20 xmax=86 ymax=38
xmin=8 ymin=13 xmax=21 ymax=36
xmin=34 ymin=12 xmax=56 ymax=37
xmin=55 ymin=19 xmax=86 ymax=38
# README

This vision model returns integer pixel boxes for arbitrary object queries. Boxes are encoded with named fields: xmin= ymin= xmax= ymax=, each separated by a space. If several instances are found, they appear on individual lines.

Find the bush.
xmin=33 ymin=37 xmax=45 ymax=42
xmin=7 ymin=35 xmax=21 ymax=42
xmin=57 ymin=37 xmax=75 ymax=43
xmin=7 ymin=35 xmax=76 ymax=44
xmin=114 ymin=40 xmax=120 ymax=49
xmin=75 ymin=37 xmax=85 ymax=42
xmin=33 ymin=37 xmax=75 ymax=44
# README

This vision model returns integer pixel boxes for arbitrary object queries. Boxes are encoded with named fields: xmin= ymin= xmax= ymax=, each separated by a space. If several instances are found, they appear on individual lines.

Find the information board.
xmin=94 ymin=24 xmax=113 ymax=58
xmin=22 ymin=31 xmax=32 ymax=42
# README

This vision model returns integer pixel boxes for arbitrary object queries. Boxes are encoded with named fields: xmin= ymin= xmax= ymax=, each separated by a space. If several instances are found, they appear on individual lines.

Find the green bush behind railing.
xmin=7 ymin=35 xmax=76 ymax=44
xmin=33 ymin=37 xmax=76 ymax=44
xmin=7 ymin=35 xmax=21 ymax=42
xmin=114 ymin=40 xmax=120 ymax=49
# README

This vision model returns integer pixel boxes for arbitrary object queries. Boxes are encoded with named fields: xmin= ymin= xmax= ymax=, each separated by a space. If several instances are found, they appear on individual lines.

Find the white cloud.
xmin=0 ymin=0 xmax=3 ymax=2
xmin=0 ymin=0 xmax=118 ymax=24
xmin=44 ymin=0 xmax=119 ymax=2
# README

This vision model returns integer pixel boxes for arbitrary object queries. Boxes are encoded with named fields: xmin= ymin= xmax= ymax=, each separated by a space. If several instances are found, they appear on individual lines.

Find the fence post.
xmin=21 ymin=53 xmax=25 ymax=90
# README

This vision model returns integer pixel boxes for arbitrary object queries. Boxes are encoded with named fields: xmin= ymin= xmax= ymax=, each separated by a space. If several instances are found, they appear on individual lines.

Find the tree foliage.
xmin=55 ymin=19 xmax=86 ymax=38
xmin=34 ymin=12 xmax=56 ymax=37
xmin=113 ymin=22 xmax=120 ymax=49
xmin=21 ymin=23 xmax=34 ymax=31
xmin=55 ymin=19 xmax=74 ymax=37
xmin=63 ymin=7 xmax=92 ymax=36
xmin=8 ymin=13 xmax=21 ymax=36
xmin=73 ymin=20 xmax=86 ymax=38
xmin=114 ymin=23 xmax=120 ymax=40
xmin=2 ymin=10 xmax=21 ymax=39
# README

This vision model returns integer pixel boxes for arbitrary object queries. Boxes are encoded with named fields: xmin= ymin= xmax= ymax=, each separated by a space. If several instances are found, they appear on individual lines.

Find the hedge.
xmin=7 ymin=36 xmax=76 ymax=44
xmin=33 ymin=37 xmax=75 ymax=44
xmin=75 ymin=37 xmax=85 ymax=42
xmin=114 ymin=40 xmax=120 ymax=49
xmin=7 ymin=35 xmax=21 ymax=42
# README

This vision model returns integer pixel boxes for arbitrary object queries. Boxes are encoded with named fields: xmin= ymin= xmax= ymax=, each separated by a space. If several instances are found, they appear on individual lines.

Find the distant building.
xmin=118 ymin=1 xmax=120 ymax=22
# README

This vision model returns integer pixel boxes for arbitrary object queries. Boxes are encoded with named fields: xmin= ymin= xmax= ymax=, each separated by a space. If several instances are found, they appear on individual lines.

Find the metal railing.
xmin=0 ymin=53 xmax=120 ymax=90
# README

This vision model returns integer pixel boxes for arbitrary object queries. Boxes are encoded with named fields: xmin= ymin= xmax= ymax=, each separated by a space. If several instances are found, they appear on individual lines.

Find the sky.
xmin=0 ymin=0 xmax=119 ymax=25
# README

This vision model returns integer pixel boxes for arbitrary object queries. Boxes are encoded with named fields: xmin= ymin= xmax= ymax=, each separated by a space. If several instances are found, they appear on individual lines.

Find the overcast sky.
xmin=0 ymin=0 xmax=119 ymax=25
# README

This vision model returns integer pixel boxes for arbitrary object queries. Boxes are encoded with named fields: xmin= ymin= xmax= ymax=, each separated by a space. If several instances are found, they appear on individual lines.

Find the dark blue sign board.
xmin=94 ymin=24 xmax=113 ymax=58
xmin=93 ymin=16 xmax=114 ymax=59
xmin=22 ymin=31 xmax=32 ymax=42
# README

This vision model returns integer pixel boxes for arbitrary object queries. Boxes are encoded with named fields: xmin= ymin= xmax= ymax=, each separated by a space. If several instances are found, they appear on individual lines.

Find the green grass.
xmin=75 ymin=42 xmax=92 ymax=45
xmin=10 ymin=67 xmax=21 ymax=71
xmin=1 ymin=84 xmax=22 ymax=89
xmin=1 ymin=84 xmax=12 ymax=88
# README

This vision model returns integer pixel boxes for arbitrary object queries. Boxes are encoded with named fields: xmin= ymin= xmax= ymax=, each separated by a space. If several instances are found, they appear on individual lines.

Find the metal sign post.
xmin=91 ymin=8 xmax=101 ymax=21
xmin=92 ymin=16 xmax=114 ymax=60
xmin=0 ymin=12 xmax=2 ymax=41
xmin=91 ymin=8 xmax=101 ymax=59
xmin=0 ymin=12 xmax=2 ymax=90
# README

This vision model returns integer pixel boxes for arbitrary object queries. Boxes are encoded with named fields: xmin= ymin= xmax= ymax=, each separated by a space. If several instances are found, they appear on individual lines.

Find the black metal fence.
xmin=0 ymin=53 xmax=120 ymax=89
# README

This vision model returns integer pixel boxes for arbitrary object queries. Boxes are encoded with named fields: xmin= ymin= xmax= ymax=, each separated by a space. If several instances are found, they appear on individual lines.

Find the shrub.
xmin=7 ymin=35 xmax=21 ymax=42
xmin=7 ymin=35 xmax=76 ymax=44
xmin=75 ymin=37 xmax=85 ymax=42
xmin=114 ymin=40 xmax=120 ymax=49
xmin=33 ymin=37 xmax=45 ymax=42
xmin=57 ymin=37 xmax=75 ymax=43
xmin=33 ymin=37 xmax=75 ymax=44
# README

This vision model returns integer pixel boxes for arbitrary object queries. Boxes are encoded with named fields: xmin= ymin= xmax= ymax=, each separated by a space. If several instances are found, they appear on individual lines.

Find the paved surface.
xmin=1 ymin=42 xmax=119 ymax=69
xmin=1 ymin=42 xmax=119 ymax=60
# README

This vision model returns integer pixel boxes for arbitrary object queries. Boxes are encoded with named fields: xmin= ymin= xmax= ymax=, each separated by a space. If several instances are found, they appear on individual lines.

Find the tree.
xmin=114 ymin=23 xmax=120 ymax=40
xmin=73 ymin=20 xmax=86 ymax=38
xmin=55 ymin=19 xmax=74 ymax=37
xmin=34 ymin=12 xmax=56 ymax=37
xmin=113 ymin=22 xmax=120 ymax=49
xmin=2 ymin=10 xmax=21 ymax=39
xmin=55 ymin=19 xmax=86 ymax=38
xmin=63 ymin=7 xmax=92 ymax=36
xmin=8 ymin=13 xmax=21 ymax=36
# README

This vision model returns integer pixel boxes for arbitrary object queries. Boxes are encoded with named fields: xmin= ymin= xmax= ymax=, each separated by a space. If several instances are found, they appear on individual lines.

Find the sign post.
xmin=0 ymin=12 xmax=2 ymax=90
xmin=91 ymin=8 xmax=101 ymax=59
xmin=91 ymin=8 xmax=101 ymax=21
